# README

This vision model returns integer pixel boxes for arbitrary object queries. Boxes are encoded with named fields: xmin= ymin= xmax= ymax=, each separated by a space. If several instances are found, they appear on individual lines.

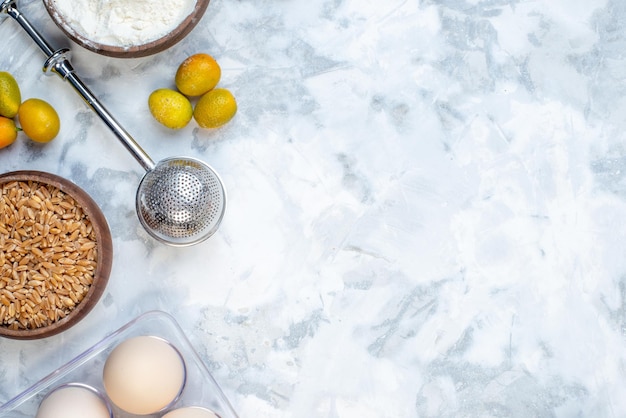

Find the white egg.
xmin=36 ymin=383 xmax=111 ymax=418
xmin=162 ymin=406 xmax=220 ymax=418
xmin=102 ymin=335 xmax=186 ymax=415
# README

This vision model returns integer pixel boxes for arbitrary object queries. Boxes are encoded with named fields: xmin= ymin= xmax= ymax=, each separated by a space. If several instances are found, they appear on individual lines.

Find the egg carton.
xmin=0 ymin=310 xmax=238 ymax=418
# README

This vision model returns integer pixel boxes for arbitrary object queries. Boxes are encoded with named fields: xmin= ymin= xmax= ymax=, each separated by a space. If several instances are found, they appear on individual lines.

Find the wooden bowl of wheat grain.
xmin=0 ymin=171 xmax=112 ymax=339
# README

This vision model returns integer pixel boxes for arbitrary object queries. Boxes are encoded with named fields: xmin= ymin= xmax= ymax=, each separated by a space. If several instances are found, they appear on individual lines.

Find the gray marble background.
xmin=2 ymin=0 xmax=626 ymax=416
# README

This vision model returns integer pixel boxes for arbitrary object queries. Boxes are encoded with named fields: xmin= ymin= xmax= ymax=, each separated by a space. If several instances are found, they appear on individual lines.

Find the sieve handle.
xmin=1 ymin=0 xmax=156 ymax=172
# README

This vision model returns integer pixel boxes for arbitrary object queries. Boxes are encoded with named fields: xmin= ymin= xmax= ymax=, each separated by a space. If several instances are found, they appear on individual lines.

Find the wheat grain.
xmin=0 ymin=180 xmax=98 ymax=330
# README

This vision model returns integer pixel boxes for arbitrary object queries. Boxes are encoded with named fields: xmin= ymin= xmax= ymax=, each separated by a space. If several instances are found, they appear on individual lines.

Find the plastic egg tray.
xmin=0 ymin=311 xmax=238 ymax=418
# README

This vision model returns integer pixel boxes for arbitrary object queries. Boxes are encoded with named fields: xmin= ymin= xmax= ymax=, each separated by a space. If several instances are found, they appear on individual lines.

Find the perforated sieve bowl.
xmin=136 ymin=157 xmax=226 ymax=246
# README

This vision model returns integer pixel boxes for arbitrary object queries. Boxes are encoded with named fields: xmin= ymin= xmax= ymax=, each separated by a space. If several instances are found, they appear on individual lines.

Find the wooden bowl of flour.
xmin=43 ymin=0 xmax=210 ymax=58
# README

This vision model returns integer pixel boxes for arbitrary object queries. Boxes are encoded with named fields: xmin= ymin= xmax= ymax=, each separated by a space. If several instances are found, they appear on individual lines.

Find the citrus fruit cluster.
xmin=148 ymin=53 xmax=237 ymax=130
xmin=0 ymin=71 xmax=60 ymax=149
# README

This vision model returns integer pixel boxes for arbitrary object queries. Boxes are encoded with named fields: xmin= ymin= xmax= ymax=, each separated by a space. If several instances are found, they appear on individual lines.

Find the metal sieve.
xmin=1 ymin=0 xmax=226 ymax=246
xmin=136 ymin=157 xmax=225 ymax=245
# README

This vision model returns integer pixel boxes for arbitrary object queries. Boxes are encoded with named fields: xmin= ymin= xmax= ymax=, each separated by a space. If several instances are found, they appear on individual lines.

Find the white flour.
xmin=50 ymin=0 xmax=197 ymax=47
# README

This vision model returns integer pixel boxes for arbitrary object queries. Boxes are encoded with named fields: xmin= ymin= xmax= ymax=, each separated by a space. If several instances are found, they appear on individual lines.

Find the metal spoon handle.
xmin=1 ymin=0 xmax=156 ymax=172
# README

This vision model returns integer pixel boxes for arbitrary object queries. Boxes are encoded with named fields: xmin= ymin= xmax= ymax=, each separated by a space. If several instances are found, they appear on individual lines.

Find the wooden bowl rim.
xmin=0 ymin=171 xmax=113 ymax=340
xmin=42 ymin=0 xmax=211 ymax=58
